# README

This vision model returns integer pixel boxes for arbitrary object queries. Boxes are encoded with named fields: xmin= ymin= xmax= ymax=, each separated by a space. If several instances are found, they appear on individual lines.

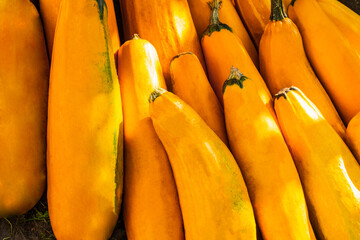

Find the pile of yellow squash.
xmin=1 ymin=0 xmax=360 ymax=239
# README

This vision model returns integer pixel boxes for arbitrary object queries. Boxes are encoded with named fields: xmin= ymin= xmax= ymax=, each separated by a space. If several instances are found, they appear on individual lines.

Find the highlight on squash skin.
xmin=201 ymin=0 xmax=272 ymax=110
xmin=170 ymin=52 xmax=228 ymax=145
xmin=39 ymin=0 xmax=120 ymax=59
xmin=317 ymin=0 xmax=360 ymax=56
xmin=118 ymin=35 xmax=184 ymax=240
xmin=149 ymin=88 xmax=257 ymax=240
xmin=223 ymin=68 xmax=315 ymax=240
xmin=274 ymin=87 xmax=360 ymax=240
xmin=187 ymin=0 xmax=258 ymax=67
xmin=287 ymin=0 xmax=360 ymax=125
xmin=120 ymin=0 xmax=206 ymax=87
xmin=346 ymin=112 xmax=360 ymax=163
xmin=47 ymin=0 xmax=123 ymax=238
xmin=0 ymin=0 xmax=48 ymax=218
xmin=259 ymin=0 xmax=346 ymax=138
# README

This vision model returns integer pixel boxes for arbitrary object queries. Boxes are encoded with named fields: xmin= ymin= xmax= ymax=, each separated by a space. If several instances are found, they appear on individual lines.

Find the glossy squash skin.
xmin=288 ymin=0 xmax=360 ymax=124
xmin=170 ymin=52 xmax=228 ymax=145
xmin=120 ymin=0 xmax=205 ymax=86
xmin=118 ymin=35 xmax=184 ymax=240
xmin=149 ymin=89 xmax=257 ymax=240
xmin=223 ymin=68 xmax=315 ymax=240
xmin=274 ymin=87 xmax=360 ymax=240
xmin=47 ymin=0 xmax=123 ymax=238
xmin=0 ymin=0 xmax=48 ymax=217
xmin=259 ymin=0 xmax=345 ymax=138
xmin=317 ymin=0 xmax=360 ymax=56
xmin=346 ymin=112 xmax=360 ymax=162
xmin=187 ymin=0 xmax=258 ymax=67
xmin=39 ymin=0 xmax=120 ymax=59
xmin=202 ymin=1 xmax=272 ymax=109
xmin=233 ymin=0 xmax=292 ymax=47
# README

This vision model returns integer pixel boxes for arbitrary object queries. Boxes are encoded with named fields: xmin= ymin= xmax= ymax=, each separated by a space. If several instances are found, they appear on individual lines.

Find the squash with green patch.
xmin=47 ymin=0 xmax=123 ymax=238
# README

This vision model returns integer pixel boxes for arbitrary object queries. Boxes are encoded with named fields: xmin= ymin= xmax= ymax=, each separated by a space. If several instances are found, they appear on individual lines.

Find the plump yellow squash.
xmin=149 ymin=89 xmax=257 ymax=240
xmin=275 ymin=87 xmax=360 ymax=240
xmin=47 ymin=0 xmax=123 ymax=238
xmin=0 ymin=0 xmax=48 ymax=217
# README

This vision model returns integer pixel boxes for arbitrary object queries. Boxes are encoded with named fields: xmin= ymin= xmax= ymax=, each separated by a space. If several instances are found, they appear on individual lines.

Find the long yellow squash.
xmin=202 ymin=0 xmax=272 ymax=109
xmin=317 ymin=0 xmax=360 ymax=56
xmin=0 ymin=0 xmax=48 ymax=217
xmin=223 ymin=68 xmax=315 ymax=240
xmin=170 ymin=52 xmax=228 ymax=145
xmin=346 ymin=112 xmax=360 ymax=162
xmin=187 ymin=0 xmax=258 ymax=67
xmin=120 ymin=0 xmax=205 ymax=86
xmin=47 ymin=0 xmax=123 ymax=238
xmin=288 ymin=0 xmax=360 ymax=124
xmin=275 ymin=87 xmax=360 ymax=240
xmin=149 ymin=89 xmax=257 ymax=240
xmin=39 ymin=0 xmax=120 ymax=58
xmin=259 ymin=0 xmax=345 ymax=138
xmin=118 ymin=35 xmax=184 ymax=240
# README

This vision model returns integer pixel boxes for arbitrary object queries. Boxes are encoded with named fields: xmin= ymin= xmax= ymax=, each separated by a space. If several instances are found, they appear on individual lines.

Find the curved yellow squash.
xmin=288 ymin=0 xmax=360 ymax=124
xmin=275 ymin=87 xmax=360 ymax=240
xmin=170 ymin=52 xmax=228 ymax=145
xmin=259 ymin=0 xmax=345 ymax=138
xmin=47 ymin=0 xmax=123 ymax=238
xmin=223 ymin=68 xmax=315 ymax=240
xmin=118 ymin=35 xmax=184 ymax=240
xmin=149 ymin=89 xmax=257 ymax=240
xmin=0 ymin=0 xmax=48 ymax=217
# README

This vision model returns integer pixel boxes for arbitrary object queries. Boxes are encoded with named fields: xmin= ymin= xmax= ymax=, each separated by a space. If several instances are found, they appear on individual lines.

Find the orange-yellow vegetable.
xmin=259 ymin=0 xmax=345 ymax=138
xmin=317 ymin=0 xmax=360 ymax=56
xmin=223 ymin=67 xmax=315 ymax=240
xmin=47 ymin=0 xmax=123 ymax=238
xmin=233 ymin=0 xmax=292 ymax=47
xmin=118 ymin=35 xmax=184 ymax=240
xmin=120 ymin=0 xmax=205 ymax=86
xmin=0 ymin=0 xmax=48 ymax=217
xmin=187 ymin=0 xmax=258 ymax=66
xmin=288 ymin=0 xmax=360 ymax=124
xmin=149 ymin=89 xmax=257 ymax=240
xmin=39 ymin=0 xmax=120 ymax=58
xmin=346 ymin=112 xmax=360 ymax=162
xmin=202 ymin=0 xmax=272 ymax=110
xmin=170 ymin=52 xmax=228 ymax=145
xmin=275 ymin=87 xmax=360 ymax=240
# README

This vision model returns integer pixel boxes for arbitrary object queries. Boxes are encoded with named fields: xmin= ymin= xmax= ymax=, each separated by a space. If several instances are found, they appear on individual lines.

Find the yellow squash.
xmin=223 ymin=68 xmax=315 ymax=240
xmin=39 ymin=0 xmax=120 ymax=58
xmin=120 ymin=0 xmax=205 ymax=85
xmin=0 ymin=0 xmax=48 ymax=217
xmin=170 ymin=52 xmax=228 ymax=145
xmin=118 ymin=35 xmax=184 ymax=240
xmin=233 ymin=0 xmax=292 ymax=47
xmin=275 ymin=87 xmax=360 ymax=240
xmin=201 ymin=0 xmax=272 ymax=109
xmin=259 ymin=0 xmax=345 ymax=138
xmin=288 ymin=0 xmax=360 ymax=124
xmin=187 ymin=0 xmax=258 ymax=66
xmin=149 ymin=89 xmax=257 ymax=240
xmin=346 ymin=112 xmax=360 ymax=163
xmin=317 ymin=0 xmax=360 ymax=56
xmin=47 ymin=0 xmax=123 ymax=238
